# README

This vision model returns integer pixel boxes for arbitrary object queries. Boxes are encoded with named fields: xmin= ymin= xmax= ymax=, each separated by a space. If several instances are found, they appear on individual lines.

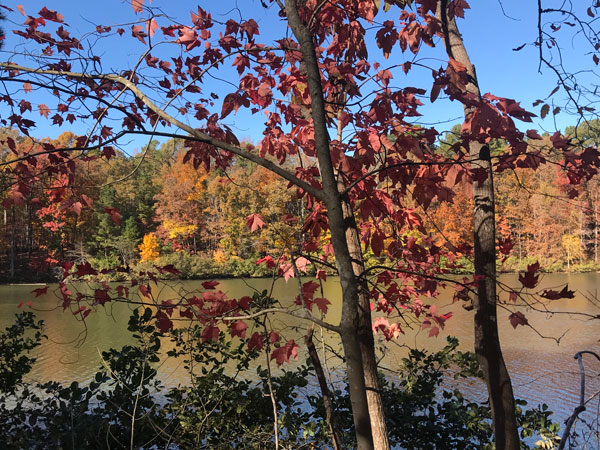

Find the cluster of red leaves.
xmin=3 ymin=0 xmax=594 ymax=349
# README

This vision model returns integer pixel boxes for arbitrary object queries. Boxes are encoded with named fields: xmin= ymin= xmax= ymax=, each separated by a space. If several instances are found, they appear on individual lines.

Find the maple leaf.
xmin=518 ymin=262 xmax=540 ymax=289
xmin=38 ymin=7 xmax=64 ymax=23
xmin=157 ymin=264 xmax=179 ymax=275
xmin=372 ymin=317 xmax=390 ymax=334
xmin=497 ymin=237 xmax=514 ymax=255
xmin=116 ymin=285 xmax=129 ymax=298
xmin=147 ymin=18 xmax=158 ymax=37
xmin=271 ymin=340 xmax=299 ymax=366
xmin=229 ymin=320 xmax=248 ymax=338
xmin=202 ymin=325 xmax=220 ymax=342
xmin=71 ymin=201 xmax=83 ymax=216
xmin=448 ymin=0 xmax=471 ymax=19
xmin=38 ymin=104 xmax=50 ymax=118
xmin=201 ymin=280 xmax=219 ymax=290
xmin=508 ymin=311 xmax=528 ymax=329
xmin=93 ymin=288 xmax=110 ymax=306
xmin=156 ymin=310 xmax=173 ymax=333
xmin=263 ymin=332 xmax=277 ymax=345
xmin=23 ymin=82 xmax=32 ymax=93
xmin=280 ymin=263 xmax=295 ymax=282
xmin=16 ymin=5 xmax=25 ymax=15
xmin=313 ymin=297 xmax=331 ymax=313
xmin=238 ymin=296 xmax=253 ymax=310
xmin=248 ymin=332 xmax=263 ymax=352
xmin=256 ymin=255 xmax=276 ymax=269
xmin=540 ymin=285 xmax=575 ymax=300
xmin=177 ymin=27 xmax=200 ymax=51
xmin=246 ymin=213 xmax=266 ymax=232
xmin=131 ymin=0 xmax=152 ymax=14
xmin=428 ymin=326 xmax=440 ymax=337
xmin=139 ymin=284 xmax=151 ymax=298
xmin=316 ymin=269 xmax=327 ymax=281
xmin=32 ymin=286 xmax=48 ymax=297
xmin=74 ymin=262 xmax=97 ymax=277
xmin=103 ymin=207 xmax=122 ymax=225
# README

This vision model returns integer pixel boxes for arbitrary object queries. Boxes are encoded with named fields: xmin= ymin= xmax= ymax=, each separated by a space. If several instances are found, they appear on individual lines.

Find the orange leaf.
xmin=16 ymin=5 xmax=25 ymax=15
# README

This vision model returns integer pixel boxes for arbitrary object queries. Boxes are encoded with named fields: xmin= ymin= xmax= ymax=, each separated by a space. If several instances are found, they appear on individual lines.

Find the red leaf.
xmin=372 ymin=317 xmax=390 ymax=334
xmin=371 ymin=231 xmax=385 ymax=257
xmin=116 ymin=285 xmax=129 ymax=298
xmin=103 ymin=207 xmax=122 ymax=225
xmin=316 ymin=269 xmax=327 ymax=281
xmin=245 ymin=213 xmax=265 ymax=232
xmin=508 ymin=311 xmax=528 ymax=329
xmin=248 ymin=332 xmax=263 ymax=351
xmin=238 ymin=295 xmax=253 ymax=310
xmin=270 ymin=339 xmax=299 ymax=366
xmin=202 ymin=280 xmax=219 ymax=290
xmin=229 ymin=320 xmax=248 ymax=338
xmin=295 ymin=257 xmax=310 ymax=273
xmin=156 ymin=310 xmax=173 ymax=333
xmin=256 ymin=255 xmax=276 ymax=269
xmin=448 ymin=58 xmax=467 ymax=73
xmin=38 ymin=104 xmax=50 ymax=118
xmin=541 ymin=285 xmax=575 ymax=300
xmin=38 ymin=7 xmax=64 ymax=23
xmin=518 ymin=262 xmax=540 ymax=289
xmin=202 ymin=325 xmax=220 ymax=342
xmin=157 ymin=264 xmax=179 ymax=275
xmin=139 ymin=284 xmax=151 ymax=298
xmin=71 ymin=201 xmax=83 ymax=216
xmin=497 ymin=237 xmax=514 ymax=255
xmin=147 ymin=18 xmax=158 ymax=37
xmin=23 ymin=82 xmax=32 ymax=93
xmin=75 ymin=262 xmax=97 ymax=277
xmin=32 ymin=286 xmax=48 ymax=297
xmin=314 ymin=297 xmax=330 ymax=314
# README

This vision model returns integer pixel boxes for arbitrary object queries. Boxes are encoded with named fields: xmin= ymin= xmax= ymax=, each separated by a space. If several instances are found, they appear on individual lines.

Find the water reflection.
xmin=0 ymin=273 xmax=598 ymax=424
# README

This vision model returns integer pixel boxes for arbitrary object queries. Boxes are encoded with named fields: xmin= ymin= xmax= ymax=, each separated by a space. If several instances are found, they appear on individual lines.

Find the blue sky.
xmin=2 ymin=0 xmax=594 ymax=150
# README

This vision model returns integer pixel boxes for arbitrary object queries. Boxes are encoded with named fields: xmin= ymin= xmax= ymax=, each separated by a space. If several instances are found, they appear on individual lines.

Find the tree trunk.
xmin=10 ymin=206 xmax=16 ymax=279
xmin=436 ymin=2 xmax=520 ymax=448
xmin=284 ymin=1 xmax=375 ymax=448
xmin=341 ymin=195 xmax=390 ymax=450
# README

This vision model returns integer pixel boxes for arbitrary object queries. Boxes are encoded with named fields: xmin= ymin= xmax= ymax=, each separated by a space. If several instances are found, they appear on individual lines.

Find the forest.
xmin=3 ymin=122 xmax=600 ymax=282
xmin=1 ymin=0 xmax=600 ymax=449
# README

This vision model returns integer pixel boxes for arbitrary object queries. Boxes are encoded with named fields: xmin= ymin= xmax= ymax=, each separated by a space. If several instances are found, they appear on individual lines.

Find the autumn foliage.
xmin=1 ymin=1 xmax=600 ymax=448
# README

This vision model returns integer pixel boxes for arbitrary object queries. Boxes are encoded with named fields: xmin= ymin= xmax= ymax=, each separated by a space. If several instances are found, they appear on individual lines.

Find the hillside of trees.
xmin=2 ymin=123 xmax=599 ymax=282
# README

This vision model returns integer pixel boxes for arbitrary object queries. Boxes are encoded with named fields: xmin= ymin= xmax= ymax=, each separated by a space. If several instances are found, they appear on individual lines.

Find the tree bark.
xmin=10 ymin=205 xmax=16 ymax=279
xmin=436 ymin=2 xmax=520 ymax=449
xmin=284 ymin=1 xmax=375 ymax=448
xmin=341 ymin=196 xmax=390 ymax=450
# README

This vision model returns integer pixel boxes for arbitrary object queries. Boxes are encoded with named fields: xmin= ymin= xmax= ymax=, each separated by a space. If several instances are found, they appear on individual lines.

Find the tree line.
xmin=3 ymin=122 xmax=600 ymax=282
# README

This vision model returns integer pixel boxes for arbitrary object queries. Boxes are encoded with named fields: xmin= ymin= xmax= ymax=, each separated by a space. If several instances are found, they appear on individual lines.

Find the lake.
xmin=0 ymin=273 xmax=599 ymax=428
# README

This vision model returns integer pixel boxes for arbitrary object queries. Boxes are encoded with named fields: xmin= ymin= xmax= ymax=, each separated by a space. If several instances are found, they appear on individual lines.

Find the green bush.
xmin=0 ymin=308 xmax=560 ymax=449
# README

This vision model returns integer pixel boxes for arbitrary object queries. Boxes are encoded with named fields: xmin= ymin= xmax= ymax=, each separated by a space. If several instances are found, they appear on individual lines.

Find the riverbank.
xmin=3 ymin=251 xmax=600 ymax=285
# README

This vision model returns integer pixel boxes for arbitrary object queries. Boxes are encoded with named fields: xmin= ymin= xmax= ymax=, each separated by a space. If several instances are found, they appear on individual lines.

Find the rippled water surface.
xmin=1 ymin=273 xmax=599 ymax=426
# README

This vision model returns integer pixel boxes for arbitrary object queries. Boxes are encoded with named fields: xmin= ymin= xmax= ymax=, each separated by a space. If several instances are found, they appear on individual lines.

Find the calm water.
xmin=0 ymin=273 xmax=599 ymax=426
